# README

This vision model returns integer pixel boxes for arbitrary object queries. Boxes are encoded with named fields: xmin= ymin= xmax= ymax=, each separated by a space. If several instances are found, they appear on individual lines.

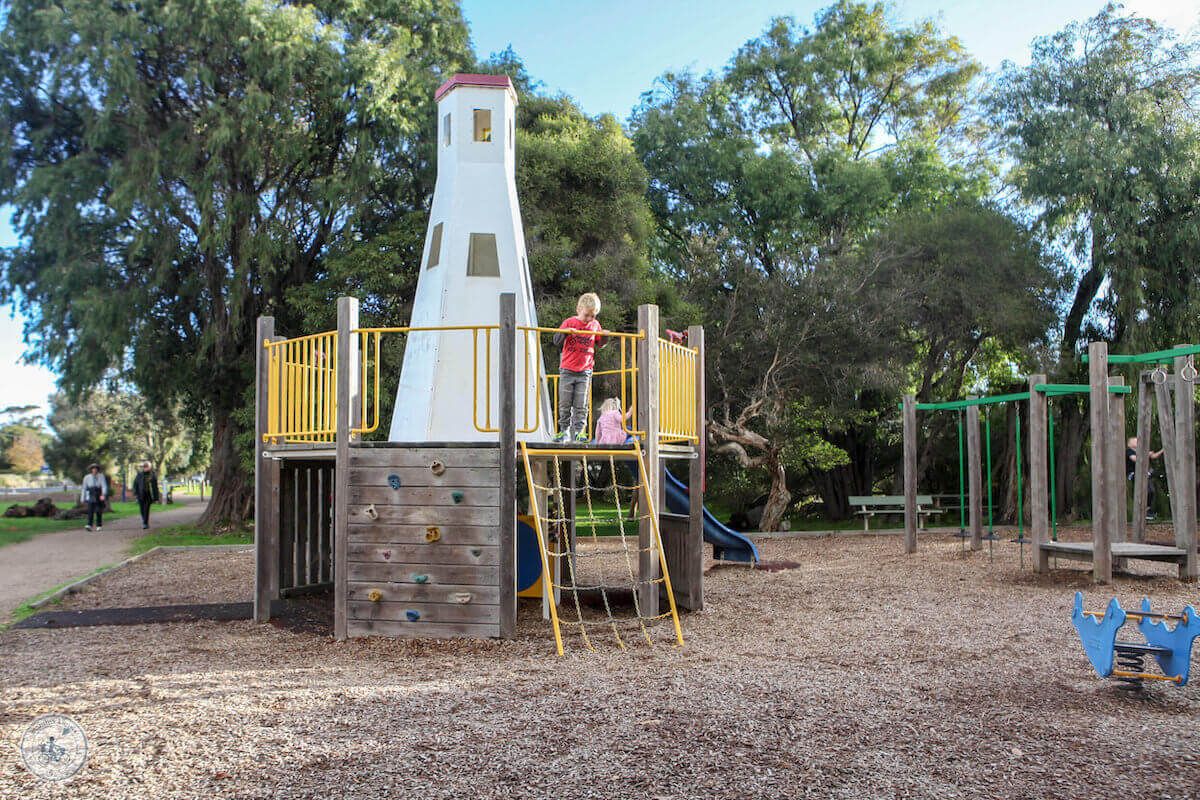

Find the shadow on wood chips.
xmin=706 ymin=559 xmax=801 ymax=573
xmin=15 ymin=591 xmax=334 ymax=636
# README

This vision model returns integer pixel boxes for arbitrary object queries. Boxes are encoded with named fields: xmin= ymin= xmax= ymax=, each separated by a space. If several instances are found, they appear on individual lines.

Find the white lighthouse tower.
xmin=389 ymin=74 xmax=552 ymax=442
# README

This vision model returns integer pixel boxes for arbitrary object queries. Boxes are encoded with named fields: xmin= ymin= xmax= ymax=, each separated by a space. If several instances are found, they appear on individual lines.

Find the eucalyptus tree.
xmin=0 ymin=0 xmax=472 ymax=524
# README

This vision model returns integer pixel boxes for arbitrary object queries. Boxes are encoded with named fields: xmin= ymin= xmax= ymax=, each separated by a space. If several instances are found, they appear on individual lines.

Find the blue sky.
xmin=0 ymin=0 xmax=1196 ymax=417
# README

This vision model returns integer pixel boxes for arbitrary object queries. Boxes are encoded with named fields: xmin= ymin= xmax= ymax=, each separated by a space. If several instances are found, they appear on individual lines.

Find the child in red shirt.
xmin=553 ymin=292 xmax=607 ymax=442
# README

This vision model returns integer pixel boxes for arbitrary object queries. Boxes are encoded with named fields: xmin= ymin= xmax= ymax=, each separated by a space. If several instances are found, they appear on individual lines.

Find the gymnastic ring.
xmin=1181 ymin=361 xmax=1198 ymax=383
xmin=1151 ymin=366 xmax=1168 ymax=386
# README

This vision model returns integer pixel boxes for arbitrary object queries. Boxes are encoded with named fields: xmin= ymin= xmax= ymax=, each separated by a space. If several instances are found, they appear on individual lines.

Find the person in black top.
xmin=132 ymin=461 xmax=161 ymax=530
xmin=1126 ymin=437 xmax=1164 ymax=520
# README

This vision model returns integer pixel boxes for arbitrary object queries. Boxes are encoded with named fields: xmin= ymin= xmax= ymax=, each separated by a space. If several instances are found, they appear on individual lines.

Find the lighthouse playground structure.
xmin=250 ymin=75 xmax=754 ymax=655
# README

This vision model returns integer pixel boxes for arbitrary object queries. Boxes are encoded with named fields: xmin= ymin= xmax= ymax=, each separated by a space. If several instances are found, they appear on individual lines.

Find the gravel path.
xmin=0 ymin=497 xmax=208 ymax=621
xmin=2 ymin=531 xmax=1198 ymax=799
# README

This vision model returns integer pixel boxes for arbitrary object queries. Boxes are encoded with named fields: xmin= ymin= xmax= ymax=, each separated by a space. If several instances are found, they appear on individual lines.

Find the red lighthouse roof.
xmin=435 ymin=73 xmax=517 ymax=102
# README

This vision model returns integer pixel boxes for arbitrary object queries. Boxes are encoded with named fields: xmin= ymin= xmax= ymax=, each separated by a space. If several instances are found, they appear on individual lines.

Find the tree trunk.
xmin=197 ymin=409 xmax=252 ymax=528
xmin=760 ymin=456 xmax=791 ymax=532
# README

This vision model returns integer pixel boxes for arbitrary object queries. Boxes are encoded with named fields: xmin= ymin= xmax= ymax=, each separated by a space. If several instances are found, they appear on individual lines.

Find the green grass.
xmin=0 ymin=501 xmax=142 ymax=548
xmin=125 ymin=523 xmax=253 ymax=556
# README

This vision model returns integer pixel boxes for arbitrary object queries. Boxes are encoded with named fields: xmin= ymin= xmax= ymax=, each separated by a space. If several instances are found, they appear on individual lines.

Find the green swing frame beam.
xmin=1080 ymin=343 xmax=1200 ymax=365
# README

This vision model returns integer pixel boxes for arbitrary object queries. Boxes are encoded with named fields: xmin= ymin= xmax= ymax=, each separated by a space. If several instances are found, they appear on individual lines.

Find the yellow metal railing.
xmin=261 ymin=324 xmax=698 ymax=447
xmin=263 ymin=331 xmax=338 ymax=444
xmin=657 ymin=337 xmax=700 ymax=443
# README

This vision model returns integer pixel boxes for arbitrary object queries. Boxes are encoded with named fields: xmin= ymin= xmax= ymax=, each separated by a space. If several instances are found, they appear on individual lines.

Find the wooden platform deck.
xmin=1039 ymin=541 xmax=1189 ymax=564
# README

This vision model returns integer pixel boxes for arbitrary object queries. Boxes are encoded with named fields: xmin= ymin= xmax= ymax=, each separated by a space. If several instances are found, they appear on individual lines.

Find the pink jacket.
xmin=594 ymin=410 xmax=627 ymax=444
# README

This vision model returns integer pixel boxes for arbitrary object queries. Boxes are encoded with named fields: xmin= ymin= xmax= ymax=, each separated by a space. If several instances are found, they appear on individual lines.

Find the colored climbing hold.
xmin=367 ymin=589 xmax=383 ymax=603
xmin=406 ymin=609 xmax=421 ymax=621
xmin=388 ymin=474 xmax=401 ymax=489
xmin=470 ymin=548 xmax=482 ymax=558
xmin=425 ymin=526 xmax=441 ymax=543
xmin=381 ymin=550 xmax=392 ymax=561
xmin=451 ymin=490 xmax=464 ymax=504
xmin=430 ymin=460 xmax=446 ymax=476
xmin=411 ymin=573 xmax=429 ymax=584
xmin=453 ymin=592 xmax=472 ymax=604
xmin=364 ymin=503 xmax=379 ymax=521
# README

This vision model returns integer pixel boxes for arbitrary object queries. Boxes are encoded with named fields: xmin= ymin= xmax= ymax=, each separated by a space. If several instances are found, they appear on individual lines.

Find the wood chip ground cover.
xmin=2 ymin=531 xmax=1198 ymax=798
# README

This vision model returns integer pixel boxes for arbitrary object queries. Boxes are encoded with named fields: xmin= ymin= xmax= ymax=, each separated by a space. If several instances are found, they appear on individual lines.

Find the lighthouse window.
xmin=443 ymin=113 xmax=451 ymax=146
xmin=467 ymin=233 xmax=500 ymax=277
xmin=473 ymin=109 xmax=492 ymax=142
xmin=426 ymin=222 xmax=443 ymax=269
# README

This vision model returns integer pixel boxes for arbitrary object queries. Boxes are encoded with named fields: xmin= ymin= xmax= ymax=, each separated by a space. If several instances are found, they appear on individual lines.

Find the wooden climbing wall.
xmin=343 ymin=445 xmax=504 ymax=639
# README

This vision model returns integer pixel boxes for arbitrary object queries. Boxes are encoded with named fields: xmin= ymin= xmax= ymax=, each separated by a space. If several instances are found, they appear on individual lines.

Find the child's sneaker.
xmin=574 ymin=432 xmax=590 ymax=443
xmin=85 ymin=525 xmax=92 ymax=532
xmin=551 ymin=432 xmax=568 ymax=443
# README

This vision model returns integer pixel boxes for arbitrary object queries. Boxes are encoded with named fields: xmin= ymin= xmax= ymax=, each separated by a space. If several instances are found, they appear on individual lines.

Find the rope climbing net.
xmin=519 ymin=443 xmax=684 ymax=656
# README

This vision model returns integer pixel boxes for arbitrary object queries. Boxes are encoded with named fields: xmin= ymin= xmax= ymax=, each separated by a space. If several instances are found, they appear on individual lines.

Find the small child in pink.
xmin=594 ymin=398 xmax=631 ymax=444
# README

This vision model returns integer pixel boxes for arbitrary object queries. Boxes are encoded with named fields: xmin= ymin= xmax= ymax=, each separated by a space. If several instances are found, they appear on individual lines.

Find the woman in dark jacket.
xmin=132 ymin=461 xmax=161 ymax=530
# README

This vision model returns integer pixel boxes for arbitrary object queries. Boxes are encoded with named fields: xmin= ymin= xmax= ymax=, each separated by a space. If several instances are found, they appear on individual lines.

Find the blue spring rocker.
xmin=1071 ymin=592 xmax=1200 ymax=687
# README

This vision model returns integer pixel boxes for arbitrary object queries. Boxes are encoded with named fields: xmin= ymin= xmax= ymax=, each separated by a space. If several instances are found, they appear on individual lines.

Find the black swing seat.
xmin=1114 ymin=641 xmax=1171 ymax=656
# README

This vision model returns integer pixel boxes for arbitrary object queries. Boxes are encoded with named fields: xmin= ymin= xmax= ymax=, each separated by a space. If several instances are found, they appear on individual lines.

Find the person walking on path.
xmin=80 ymin=464 xmax=108 ymax=532
xmin=132 ymin=461 xmax=161 ymax=530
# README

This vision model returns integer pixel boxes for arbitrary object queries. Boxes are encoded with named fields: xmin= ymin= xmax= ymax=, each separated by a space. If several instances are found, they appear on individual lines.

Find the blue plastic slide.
xmin=662 ymin=471 xmax=759 ymax=564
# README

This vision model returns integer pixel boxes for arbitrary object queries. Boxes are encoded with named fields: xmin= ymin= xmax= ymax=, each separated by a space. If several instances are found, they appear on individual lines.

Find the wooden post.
xmin=1132 ymin=374 xmax=1152 ymax=542
xmin=902 ymin=394 xmax=918 ymax=554
xmin=636 ymin=304 xmax=660 ymax=617
xmin=333 ymin=296 xmax=359 ymax=640
xmin=685 ymin=324 xmax=706 ymax=608
xmin=1028 ymin=375 xmax=1049 ymax=572
xmin=966 ymin=398 xmax=983 ymax=551
xmin=254 ymin=316 xmax=276 ymax=623
xmin=498 ymin=293 xmax=518 ymax=635
xmin=1109 ymin=376 xmax=1128 ymax=543
xmin=1173 ymin=349 xmax=1197 ymax=581
xmin=1089 ymin=341 xmax=1112 ymax=584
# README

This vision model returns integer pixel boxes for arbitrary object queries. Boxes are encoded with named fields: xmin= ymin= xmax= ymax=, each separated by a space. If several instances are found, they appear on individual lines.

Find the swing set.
xmin=899 ymin=341 xmax=1198 ymax=584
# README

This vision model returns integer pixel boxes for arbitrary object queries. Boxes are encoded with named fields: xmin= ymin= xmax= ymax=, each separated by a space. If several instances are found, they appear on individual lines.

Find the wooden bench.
xmin=848 ymin=495 xmax=943 ymax=531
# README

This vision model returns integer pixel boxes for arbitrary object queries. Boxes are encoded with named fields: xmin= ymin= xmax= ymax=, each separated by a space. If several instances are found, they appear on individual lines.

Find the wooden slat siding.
xmin=902 ymin=394 xmax=918 ymax=554
xmin=347 ymin=467 xmax=501 ymax=487
xmin=347 ymin=543 xmax=500 ymax=566
xmin=685 ymin=324 xmax=705 ymax=610
xmin=659 ymin=514 xmax=691 ymax=610
xmin=1154 ymin=379 xmax=1181 ymax=524
xmin=320 ymin=464 xmax=334 ymax=583
xmin=279 ymin=465 xmax=296 ymax=590
xmin=254 ymin=316 xmax=276 ymax=623
xmin=1132 ymin=373 xmax=1153 ymax=543
xmin=498 ymin=294 xmax=517 ymax=637
xmin=347 ymin=582 xmax=502 ymax=605
xmin=347 ymin=505 xmax=500 ymax=526
xmin=348 ymin=562 xmax=499 ymax=585
xmin=346 ymin=620 xmax=500 ymax=639
xmin=348 ymin=601 xmax=499 ymax=624
xmin=966 ymin=399 xmax=983 ymax=551
xmin=348 ymin=448 xmax=501 ymax=468
xmin=348 ymin=486 xmax=501 ymax=506
xmin=1089 ymin=341 xmax=1112 ymax=584
xmin=1173 ymin=349 xmax=1197 ymax=581
xmin=334 ymin=296 xmax=359 ymax=640
xmin=309 ymin=467 xmax=322 ymax=585
xmin=347 ymin=524 xmax=500 ymax=546
xmin=637 ymin=303 xmax=661 ymax=617
xmin=1028 ymin=375 xmax=1050 ymax=572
